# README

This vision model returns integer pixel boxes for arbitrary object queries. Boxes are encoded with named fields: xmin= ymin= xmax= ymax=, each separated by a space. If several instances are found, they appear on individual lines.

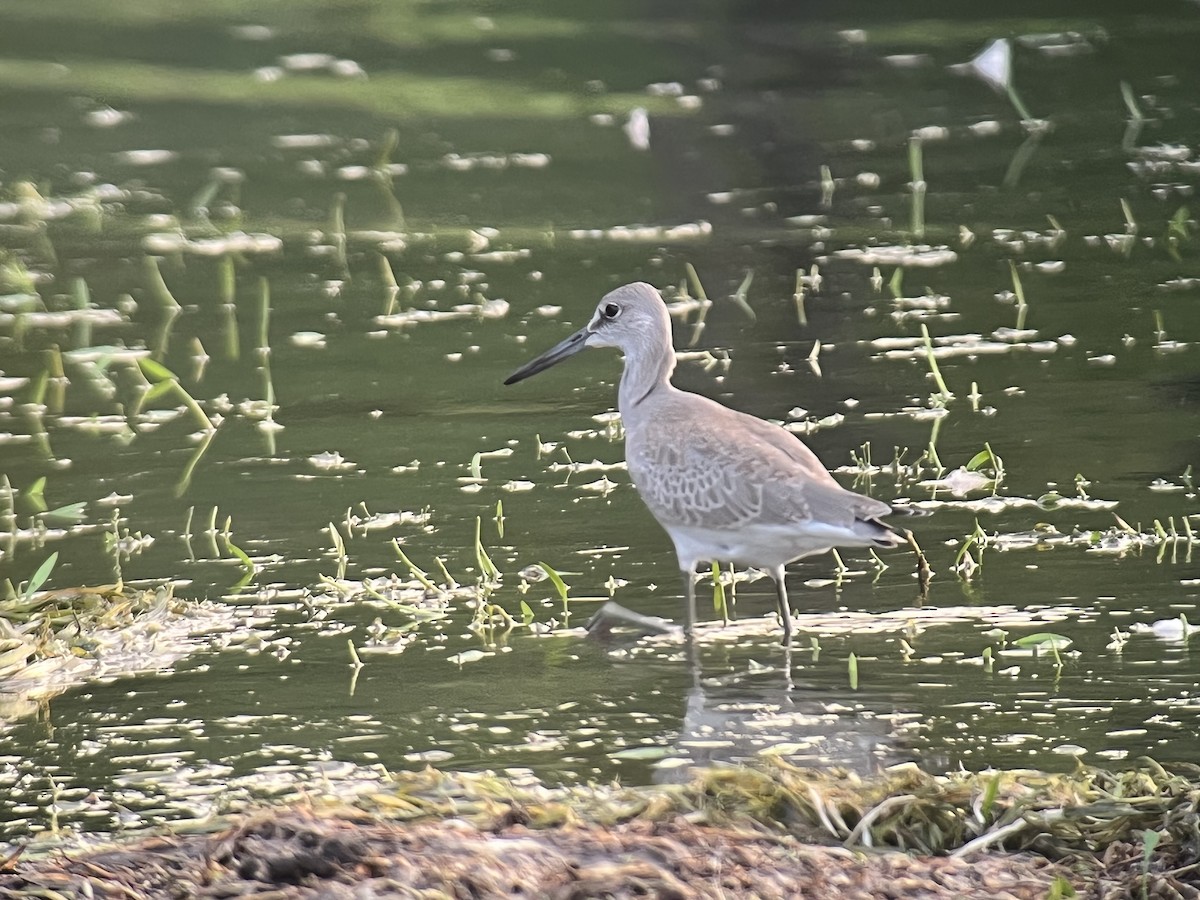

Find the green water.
xmin=1 ymin=1 xmax=1199 ymax=836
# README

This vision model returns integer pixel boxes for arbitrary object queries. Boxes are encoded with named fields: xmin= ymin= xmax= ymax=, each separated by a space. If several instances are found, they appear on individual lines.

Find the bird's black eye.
xmin=603 ymin=302 xmax=620 ymax=319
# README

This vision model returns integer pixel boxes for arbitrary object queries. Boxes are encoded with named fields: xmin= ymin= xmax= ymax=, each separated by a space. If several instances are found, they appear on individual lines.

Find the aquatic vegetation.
xmin=0 ymin=579 xmax=273 ymax=715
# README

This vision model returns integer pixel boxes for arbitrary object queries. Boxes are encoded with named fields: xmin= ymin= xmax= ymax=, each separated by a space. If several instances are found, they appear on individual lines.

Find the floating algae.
xmin=0 ymin=582 xmax=273 ymax=718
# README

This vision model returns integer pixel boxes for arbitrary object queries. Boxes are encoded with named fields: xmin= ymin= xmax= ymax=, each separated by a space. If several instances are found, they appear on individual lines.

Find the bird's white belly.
xmin=662 ymin=521 xmax=868 ymax=571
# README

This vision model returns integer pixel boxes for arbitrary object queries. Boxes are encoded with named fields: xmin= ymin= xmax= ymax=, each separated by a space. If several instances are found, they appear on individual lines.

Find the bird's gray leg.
xmin=681 ymin=567 xmax=697 ymax=635
xmin=772 ymin=565 xmax=793 ymax=646
xmin=680 ymin=567 xmax=702 ymax=687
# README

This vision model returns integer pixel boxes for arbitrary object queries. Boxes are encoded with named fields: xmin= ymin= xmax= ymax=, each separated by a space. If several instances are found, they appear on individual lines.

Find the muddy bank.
xmin=3 ymin=760 xmax=1198 ymax=898
xmin=1 ymin=808 xmax=1064 ymax=899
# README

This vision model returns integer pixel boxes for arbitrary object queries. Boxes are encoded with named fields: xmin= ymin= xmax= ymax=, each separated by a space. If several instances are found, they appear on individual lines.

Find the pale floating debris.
xmin=993 ymin=327 xmax=1040 ymax=342
xmin=230 ymin=24 xmax=274 ymax=40
xmin=1149 ymin=478 xmax=1187 ymax=493
xmin=1000 ymin=221 xmax=1055 ymax=255
xmin=884 ymin=54 xmax=931 ymax=69
xmin=278 ymin=52 xmax=363 ymax=77
xmin=867 ymin=336 xmax=922 ymax=351
xmin=3 ymin=372 xmax=41 ymax=393
xmin=950 ymin=38 xmax=1011 ymax=92
xmin=644 ymin=603 xmax=1085 ymax=644
xmin=787 ymin=214 xmax=828 ymax=227
xmin=878 ymin=332 xmax=1057 ymax=361
xmin=142 ymin=231 xmax=283 ymax=256
xmin=862 ymin=405 xmax=950 ymax=422
xmin=511 ymin=152 xmax=551 ymax=168
xmin=348 ymin=509 xmax=431 ymax=531
xmin=1035 ymin=260 xmax=1066 ymax=274
xmin=486 ymin=48 xmax=515 ymax=62
xmin=919 ymin=467 xmax=993 ymax=497
xmin=330 ymin=59 xmax=367 ymax=78
xmin=646 ymin=82 xmax=685 ymax=96
xmin=709 ymin=123 xmax=735 ymax=136
xmin=308 ymin=451 xmax=356 ymax=472
xmin=578 ymin=476 xmax=618 ymax=494
xmin=501 ymin=480 xmax=536 ymax=492
xmin=0 ymin=293 xmax=40 ymax=312
xmin=448 ymin=649 xmax=491 ymax=666
xmin=1153 ymin=340 xmax=1189 ymax=354
xmin=566 ymin=221 xmax=712 ymax=242
xmin=1051 ymin=744 xmax=1088 ymax=756
xmin=4 ymin=308 xmax=124 ymax=330
xmin=912 ymin=125 xmax=950 ymax=142
xmin=856 ymin=172 xmax=880 ymax=189
xmin=375 ymin=298 xmax=510 ymax=329
xmin=55 ymin=415 xmax=134 ymax=436
xmin=1018 ymin=30 xmax=1103 ymax=56
xmin=624 ymin=107 xmax=650 ymax=151
xmin=472 ymin=249 xmax=532 ymax=264
xmin=831 ymin=245 xmax=957 ymax=267
xmin=271 ymin=133 xmax=339 ymax=149
xmin=289 ymin=331 xmax=327 ymax=349
xmin=1087 ymin=354 xmax=1117 ymax=366
xmin=535 ymin=305 xmax=562 ymax=317
xmin=547 ymin=459 xmax=627 ymax=474
xmin=969 ymin=120 xmax=1003 ymax=137
xmin=1103 ymin=233 xmax=1136 ymax=254
xmin=1129 ymin=619 xmax=1200 ymax=642
xmin=839 ymin=29 xmax=868 ymax=44
xmin=404 ymin=749 xmax=455 ymax=763
xmin=114 ymin=149 xmax=177 ymax=166
xmin=913 ymin=495 xmax=1118 ymax=516
xmin=441 ymin=152 xmax=550 ymax=171
xmin=62 ymin=346 xmax=150 ymax=365
xmin=783 ymin=413 xmax=845 ymax=436
xmin=255 ymin=66 xmax=285 ymax=82
xmin=335 ymin=165 xmax=372 ymax=180
xmin=1136 ymin=143 xmax=1192 ymax=162
xmin=84 ymin=107 xmax=134 ymax=128
xmin=677 ymin=95 xmax=702 ymax=110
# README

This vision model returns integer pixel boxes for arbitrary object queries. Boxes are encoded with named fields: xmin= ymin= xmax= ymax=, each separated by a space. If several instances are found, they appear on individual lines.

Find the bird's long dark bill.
xmin=503 ymin=326 xmax=588 ymax=385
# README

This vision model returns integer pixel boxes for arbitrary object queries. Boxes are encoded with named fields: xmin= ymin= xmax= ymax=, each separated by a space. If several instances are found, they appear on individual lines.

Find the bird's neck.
xmin=617 ymin=346 xmax=675 ymax=417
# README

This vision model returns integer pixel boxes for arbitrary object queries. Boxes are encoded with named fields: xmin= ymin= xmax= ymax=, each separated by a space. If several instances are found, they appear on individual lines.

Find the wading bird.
xmin=505 ymin=282 xmax=907 ymax=643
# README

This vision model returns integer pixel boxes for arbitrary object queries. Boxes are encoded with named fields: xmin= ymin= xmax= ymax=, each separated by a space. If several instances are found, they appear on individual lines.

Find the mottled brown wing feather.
xmin=627 ymin=395 xmax=889 ymax=531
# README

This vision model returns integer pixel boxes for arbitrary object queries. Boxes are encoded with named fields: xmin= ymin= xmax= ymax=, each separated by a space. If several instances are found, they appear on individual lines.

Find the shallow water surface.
xmin=1 ymin=1 xmax=1199 ymax=837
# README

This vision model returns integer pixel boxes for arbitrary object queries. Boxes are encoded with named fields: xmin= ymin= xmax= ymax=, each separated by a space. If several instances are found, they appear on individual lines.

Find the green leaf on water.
xmin=980 ymin=771 xmax=1001 ymax=820
xmin=1045 ymin=875 xmax=1077 ymax=900
xmin=42 ymin=502 xmax=87 ymax=524
xmin=137 ymin=357 xmax=177 ymax=383
xmin=223 ymin=535 xmax=254 ymax=574
xmin=474 ymin=517 xmax=499 ymax=582
xmin=539 ymin=561 xmax=569 ymax=602
xmin=848 ymin=652 xmax=859 ymax=690
xmin=22 ymin=552 xmax=58 ymax=601
xmin=1142 ymin=828 xmax=1160 ymax=863
xmin=24 ymin=476 xmax=46 ymax=506
xmin=1013 ymin=632 xmax=1072 ymax=650
xmin=142 ymin=379 xmax=176 ymax=404
xmin=966 ymin=446 xmax=1001 ymax=472
xmin=711 ymin=561 xmax=727 ymax=620
xmin=520 ymin=600 xmax=535 ymax=626
xmin=392 ymin=540 xmax=439 ymax=593
xmin=610 ymin=746 xmax=670 ymax=761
